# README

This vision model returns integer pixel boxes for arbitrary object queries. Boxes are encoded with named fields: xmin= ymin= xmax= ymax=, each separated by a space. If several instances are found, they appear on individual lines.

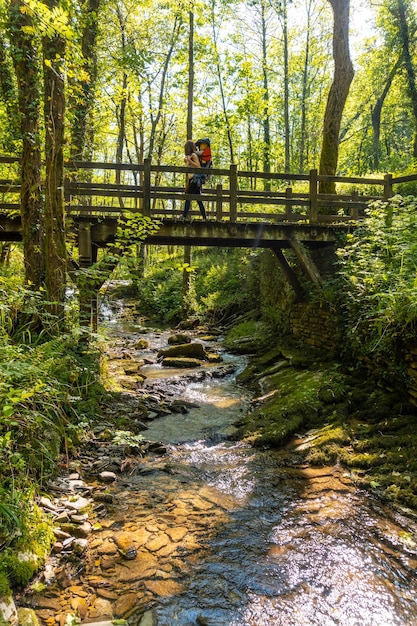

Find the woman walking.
xmin=182 ymin=140 xmax=206 ymax=220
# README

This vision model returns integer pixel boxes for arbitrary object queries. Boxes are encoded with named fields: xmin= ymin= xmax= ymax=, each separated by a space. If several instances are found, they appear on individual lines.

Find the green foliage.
xmin=0 ymin=257 xmax=104 ymax=591
xmin=336 ymin=195 xmax=417 ymax=372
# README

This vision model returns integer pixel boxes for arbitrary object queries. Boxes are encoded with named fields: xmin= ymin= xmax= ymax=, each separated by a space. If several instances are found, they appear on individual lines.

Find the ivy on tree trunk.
xmin=43 ymin=4 xmax=67 ymax=331
xmin=7 ymin=0 xmax=45 ymax=289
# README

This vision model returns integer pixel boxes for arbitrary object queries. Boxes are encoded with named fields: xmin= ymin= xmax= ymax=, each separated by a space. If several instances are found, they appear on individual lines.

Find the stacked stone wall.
xmin=290 ymin=302 xmax=339 ymax=353
xmin=290 ymin=300 xmax=417 ymax=409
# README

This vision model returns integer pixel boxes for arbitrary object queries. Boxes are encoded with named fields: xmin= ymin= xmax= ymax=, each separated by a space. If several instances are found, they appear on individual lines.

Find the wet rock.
xmin=97 ymin=540 xmax=118 ymax=555
xmin=146 ymin=533 xmax=169 ymax=552
xmin=99 ymin=471 xmax=117 ymax=483
xmin=17 ymin=607 xmax=40 ymax=625
xmin=52 ymin=542 xmax=63 ymax=554
xmin=133 ymin=338 xmax=149 ymax=349
xmin=139 ymin=609 xmax=158 ymax=626
xmin=144 ymin=579 xmax=185 ymax=597
xmin=207 ymin=352 xmax=222 ymax=363
xmin=168 ymin=333 xmax=191 ymax=345
xmin=88 ymin=597 xmax=114 ymax=619
xmin=113 ymin=533 xmax=138 ymax=559
xmin=114 ymin=592 xmax=138 ymax=617
xmin=70 ymin=596 xmax=88 ymax=619
xmin=64 ymin=496 xmax=91 ymax=512
xmin=116 ymin=552 xmax=158 ymax=582
xmin=72 ymin=538 xmax=88 ymax=556
xmin=158 ymin=342 xmax=207 ymax=360
xmin=33 ymin=597 xmax=62 ymax=612
xmin=161 ymin=357 xmax=202 ymax=368
xmin=166 ymin=527 xmax=188 ymax=542
xmin=38 ymin=496 xmax=58 ymax=513
xmin=96 ymin=588 xmax=119 ymax=600
xmin=70 ymin=513 xmax=89 ymax=523
xmin=0 ymin=595 xmax=18 ymax=625
xmin=60 ymin=522 xmax=92 ymax=538
xmin=94 ymin=492 xmax=114 ymax=504
xmin=101 ymin=554 xmax=116 ymax=570
xmin=53 ymin=528 xmax=72 ymax=541
xmin=176 ymin=317 xmax=200 ymax=330
xmin=147 ymin=442 xmax=167 ymax=455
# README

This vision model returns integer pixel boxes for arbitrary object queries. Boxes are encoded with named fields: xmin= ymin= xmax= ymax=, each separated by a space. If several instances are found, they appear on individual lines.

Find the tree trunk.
xmin=211 ymin=0 xmax=235 ymax=162
xmin=319 ymin=0 xmax=354 ymax=193
xmin=282 ymin=0 xmax=290 ymax=174
xmin=261 ymin=0 xmax=271 ymax=187
xmin=371 ymin=57 xmax=402 ymax=171
xmin=395 ymin=0 xmax=417 ymax=158
xmin=7 ymin=0 xmax=44 ymax=289
xmin=69 ymin=0 xmax=100 ymax=160
xmin=43 ymin=3 xmax=67 ymax=330
xmin=299 ymin=0 xmax=313 ymax=173
xmin=0 ymin=35 xmax=20 ymax=150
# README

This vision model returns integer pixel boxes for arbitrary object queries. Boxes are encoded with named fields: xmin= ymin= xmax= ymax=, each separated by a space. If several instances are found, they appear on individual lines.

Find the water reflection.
xmin=98 ymin=300 xmax=417 ymax=625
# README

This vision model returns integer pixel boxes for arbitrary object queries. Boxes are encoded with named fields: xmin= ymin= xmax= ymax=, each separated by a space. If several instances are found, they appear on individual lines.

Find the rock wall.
xmin=290 ymin=300 xmax=417 ymax=409
xmin=290 ymin=302 xmax=339 ymax=354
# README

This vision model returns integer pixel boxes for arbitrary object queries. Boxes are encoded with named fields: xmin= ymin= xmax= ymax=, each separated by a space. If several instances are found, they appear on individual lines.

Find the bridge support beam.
xmin=78 ymin=221 xmax=98 ymax=330
xmin=289 ymin=238 xmax=322 ymax=288
xmin=272 ymin=246 xmax=304 ymax=300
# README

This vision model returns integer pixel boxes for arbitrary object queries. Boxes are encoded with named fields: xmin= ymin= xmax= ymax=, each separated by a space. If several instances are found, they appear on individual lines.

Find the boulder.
xmin=17 ymin=608 xmax=40 ymax=625
xmin=168 ymin=333 xmax=191 ymax=345
xmin=161 ymin=358 xmax=202 ymax=369
xmin=158 ymin=342 xmax=207 ymax=360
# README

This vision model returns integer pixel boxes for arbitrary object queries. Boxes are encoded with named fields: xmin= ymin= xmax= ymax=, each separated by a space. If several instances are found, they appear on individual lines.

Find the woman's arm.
xmin=185 ymin=153 xmax=201 ymax=168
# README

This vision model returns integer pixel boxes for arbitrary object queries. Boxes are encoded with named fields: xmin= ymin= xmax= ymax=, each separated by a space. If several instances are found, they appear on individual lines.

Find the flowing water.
xmin=95 ymin=300 xmax=417 ymax=626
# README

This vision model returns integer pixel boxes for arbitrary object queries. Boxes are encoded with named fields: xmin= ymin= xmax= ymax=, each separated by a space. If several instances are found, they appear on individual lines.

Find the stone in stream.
xmin=99 ymin=471 xmax=117 ymax=483
xmin=158 ymin=342 xmax=207 ymax=360
xmin=167 ymin=332 xmax=191 ymax=345
xmin=161 ymin=357 xmax=203 ymax=369
xmin=17 ymin=607 xmax=40 ymax=625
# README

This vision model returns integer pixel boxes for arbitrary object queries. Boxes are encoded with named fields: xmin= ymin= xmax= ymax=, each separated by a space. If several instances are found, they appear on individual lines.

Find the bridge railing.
xmin=1 ymin=156 xmax=415 ymax=224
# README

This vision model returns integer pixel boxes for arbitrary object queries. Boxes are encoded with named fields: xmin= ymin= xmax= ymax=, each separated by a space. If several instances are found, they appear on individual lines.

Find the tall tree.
xmin=43 ymin=0 xmax=67 ymax=328
xmin=319 ymin=0 xmax=354 ymax=193
xmin=371 ymin=56 xmax=402 ymax=170
xmin=7 ymin=0 xmax=44 ymax=289
xmin=69 ymin=0 xmax=101 ymax=160
xmin=392 ymin=0 xmax=417 ymax=158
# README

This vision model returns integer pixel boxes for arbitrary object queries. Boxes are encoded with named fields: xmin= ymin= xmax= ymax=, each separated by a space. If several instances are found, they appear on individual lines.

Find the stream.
xmin=25 ymin=300 xmax=417 ymax=626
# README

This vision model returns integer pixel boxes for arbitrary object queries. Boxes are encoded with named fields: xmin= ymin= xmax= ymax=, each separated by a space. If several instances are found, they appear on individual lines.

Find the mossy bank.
xmin=227 ymin=324 xmax=417 ymax=514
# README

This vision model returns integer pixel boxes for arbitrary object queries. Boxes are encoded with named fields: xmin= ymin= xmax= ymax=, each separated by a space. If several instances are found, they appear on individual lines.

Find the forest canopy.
xmin=0 ymin=0 xmax=416 ymax=176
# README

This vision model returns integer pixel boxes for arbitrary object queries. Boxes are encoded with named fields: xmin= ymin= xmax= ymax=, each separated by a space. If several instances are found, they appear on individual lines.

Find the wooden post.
xmin=289 ymin=237 xmax=322 ymax=287
xmin=272 ymin=246 xmax=304 ymax=299
xmin=143 ymin=157 xmax=151 ymax=216
xmin=229 ymin=163 xmax=238 ymax=222
xmin=285 ymin=187 xmax=292 ymax=220
xmin=351 ymin=190 xmax=359 ymax=220
xmin=216 ymin=184 xmax=223 ymax=221
xmin=309 ymin=168 xmax=318 ymax=223
xmin=78 ymin=221 xmax=93 ymax=268
xmin=383 ymin=173 xmax=393 ymax=201
xmin=78 ymin=221 xmax=95 ymax=327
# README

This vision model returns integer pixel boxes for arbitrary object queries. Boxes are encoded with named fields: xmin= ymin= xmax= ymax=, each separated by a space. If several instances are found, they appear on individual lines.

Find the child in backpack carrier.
xmin=195 ymin=138 xmax=212 ymax=183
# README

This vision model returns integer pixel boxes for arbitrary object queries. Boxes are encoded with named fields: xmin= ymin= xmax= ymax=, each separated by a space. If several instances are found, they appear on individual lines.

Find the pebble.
xmin=99 ymin=471 xmax=117 ymax=483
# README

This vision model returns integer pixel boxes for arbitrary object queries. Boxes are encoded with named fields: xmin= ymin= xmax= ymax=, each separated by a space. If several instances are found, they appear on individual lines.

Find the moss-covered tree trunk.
xmin=7 ymin=0 xmax=45 ymax=289
xmin=43 ymin=6 xmax=67 ymax=331
xmin=318 ymin=0 xmax=354 ymax=194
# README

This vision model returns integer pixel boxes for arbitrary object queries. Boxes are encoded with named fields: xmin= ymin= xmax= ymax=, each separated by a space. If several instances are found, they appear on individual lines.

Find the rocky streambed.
xmin=11 ymin=308 xmax=417 ymax=626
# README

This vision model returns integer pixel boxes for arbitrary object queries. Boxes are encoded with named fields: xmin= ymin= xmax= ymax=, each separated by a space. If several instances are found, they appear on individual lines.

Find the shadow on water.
xmin=99 ymin=297 xmax=417 ymax=626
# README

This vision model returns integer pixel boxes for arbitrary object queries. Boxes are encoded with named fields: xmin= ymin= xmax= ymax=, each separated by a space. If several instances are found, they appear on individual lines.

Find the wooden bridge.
xmin=0 ymin=156 xmax=415 ymax=294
